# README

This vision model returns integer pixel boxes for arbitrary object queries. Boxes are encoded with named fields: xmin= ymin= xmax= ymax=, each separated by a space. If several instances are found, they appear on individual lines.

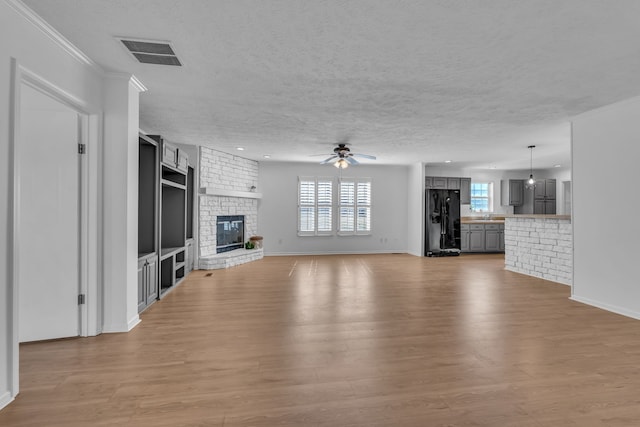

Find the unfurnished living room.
xmin=2 ymin=1 xmax=640 ymax=426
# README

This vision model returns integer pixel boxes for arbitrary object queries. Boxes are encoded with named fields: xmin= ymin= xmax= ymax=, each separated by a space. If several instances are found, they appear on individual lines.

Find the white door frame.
xmin=8 ymin=58 xmax=101 ymax=398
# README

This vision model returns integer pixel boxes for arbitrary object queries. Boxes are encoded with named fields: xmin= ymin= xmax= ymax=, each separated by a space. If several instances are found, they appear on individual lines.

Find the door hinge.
xmin=78 ymin=143 xmax=86 ymax=154
xmin=78 ymin=294 xmax=86 ymax=305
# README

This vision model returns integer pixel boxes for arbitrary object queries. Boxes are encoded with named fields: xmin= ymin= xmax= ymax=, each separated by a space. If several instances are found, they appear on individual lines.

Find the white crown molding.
xmin=130 ymin=75 xmax=148 ymax=93
xmin=5 ymin=0 xmax=103 ymax=73
xmin=104 ymin=72 xmax=148 ymax=92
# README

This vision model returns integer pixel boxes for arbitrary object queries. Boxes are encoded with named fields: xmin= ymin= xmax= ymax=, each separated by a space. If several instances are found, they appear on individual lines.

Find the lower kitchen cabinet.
xmin=138 ymin=253 xmax=158 ymax=313
xmin=461 ymin=223 xmax=505 ymax=253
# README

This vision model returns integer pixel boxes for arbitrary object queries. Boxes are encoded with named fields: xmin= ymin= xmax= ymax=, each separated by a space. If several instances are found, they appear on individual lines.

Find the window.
xmin=298 ymin=177 xmax=333 ymax=235
xmin=339 ymin=178 xmax=371 ymax=235
xmin=470 ymin=182 xmax=493 ymax=212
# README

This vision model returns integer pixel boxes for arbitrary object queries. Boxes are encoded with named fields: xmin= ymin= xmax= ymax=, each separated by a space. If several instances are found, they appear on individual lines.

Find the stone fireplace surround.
xmin=198 ymin=147 xmax=263 ymax=269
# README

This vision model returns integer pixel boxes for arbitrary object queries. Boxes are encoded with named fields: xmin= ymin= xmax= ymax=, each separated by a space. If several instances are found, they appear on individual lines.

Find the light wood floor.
xmin=2 ymin=254 xmax=640 ymax=426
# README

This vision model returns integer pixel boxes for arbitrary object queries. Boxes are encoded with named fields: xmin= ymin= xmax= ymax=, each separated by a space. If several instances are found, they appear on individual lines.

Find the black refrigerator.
xmin=425 ymin=189 xmax=461 ymax=256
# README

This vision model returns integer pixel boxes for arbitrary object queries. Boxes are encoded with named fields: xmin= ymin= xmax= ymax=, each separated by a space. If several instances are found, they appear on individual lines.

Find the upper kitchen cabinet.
xmin=426 ymin=176 xmax=471 ymax=205
xmin=500 ymin=179 xmax=524 ymax=206
xmin=509 ymin=179 xmax=524 ymax=206
xmin=533 ymin=179 xmax=556 ymax=214
xmin=459 ymin=178 xmax=471 ymax=204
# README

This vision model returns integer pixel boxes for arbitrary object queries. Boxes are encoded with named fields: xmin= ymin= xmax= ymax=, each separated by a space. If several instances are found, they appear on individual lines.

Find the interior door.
xmin=18 ymin=83 xmax=80 ymax=342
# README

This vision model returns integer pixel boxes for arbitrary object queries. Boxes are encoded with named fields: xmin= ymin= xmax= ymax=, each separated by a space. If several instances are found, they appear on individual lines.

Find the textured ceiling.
xmin=22 ymin=0 xmax=640 ymax=169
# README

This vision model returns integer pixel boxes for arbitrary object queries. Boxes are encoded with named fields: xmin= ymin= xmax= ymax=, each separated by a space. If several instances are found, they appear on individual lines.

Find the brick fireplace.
xmin=198 ymin=147 xmax=263 ymax=269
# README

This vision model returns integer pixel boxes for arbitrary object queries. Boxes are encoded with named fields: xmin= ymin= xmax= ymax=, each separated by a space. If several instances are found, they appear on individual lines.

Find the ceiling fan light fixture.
xmin=334 ymin=158 xmax=349 ymax=169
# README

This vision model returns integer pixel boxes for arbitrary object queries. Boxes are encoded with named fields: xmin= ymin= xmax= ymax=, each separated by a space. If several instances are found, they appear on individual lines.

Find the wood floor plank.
xmin=2 ymin=254 xmax=640 ymax=426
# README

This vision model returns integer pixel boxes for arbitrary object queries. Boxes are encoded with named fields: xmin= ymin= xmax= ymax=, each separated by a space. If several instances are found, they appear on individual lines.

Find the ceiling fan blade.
xmin=352 ymin=153 xmax=376 ymax=160
xmin=320 ymin=155 xmax=338 ymax=164
xmin=346 ymin=156 xmax=359 ymax=165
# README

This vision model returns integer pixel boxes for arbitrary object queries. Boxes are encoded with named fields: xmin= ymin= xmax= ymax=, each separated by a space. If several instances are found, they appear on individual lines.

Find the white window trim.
xmin=297 ymin=176 xmax=334 ymax=236
xmin=470 ymin=181 xmax=494 ymax=213
xmin=338 ymin=177 xmax=372 ymax=236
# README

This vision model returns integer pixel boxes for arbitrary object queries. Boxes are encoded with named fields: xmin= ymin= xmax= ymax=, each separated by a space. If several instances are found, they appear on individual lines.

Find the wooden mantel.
xmin=199 ymin=187 xmax=263 ymax=199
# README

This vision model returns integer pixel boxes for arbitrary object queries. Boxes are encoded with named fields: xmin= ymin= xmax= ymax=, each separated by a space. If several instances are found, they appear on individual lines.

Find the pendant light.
xmin=526 ymin=145 xmax=536 ymax=189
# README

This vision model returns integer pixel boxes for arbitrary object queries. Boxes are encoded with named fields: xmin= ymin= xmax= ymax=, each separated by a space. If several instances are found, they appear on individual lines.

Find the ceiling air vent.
xmin=119 ymin=38 xmax=182 ymax=66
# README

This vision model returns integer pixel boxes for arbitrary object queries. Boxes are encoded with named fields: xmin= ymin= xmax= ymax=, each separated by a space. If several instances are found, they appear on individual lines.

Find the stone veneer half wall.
xmin=198 ymin=147 xmax=260 ymax=266
xmin=504 ymin=216 xmax=572 ymax=285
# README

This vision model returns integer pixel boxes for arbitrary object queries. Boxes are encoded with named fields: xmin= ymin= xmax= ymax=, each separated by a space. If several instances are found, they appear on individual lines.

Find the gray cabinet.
xmin=447 ymin=177 xmax=460 ymax=189
xmin=460 ymin=178 xmax=471 ymax=205
xmin=534 ymin=179 xmax=556 ymax=214
xmin=432 ymin=177 xmax=447 ymax=189
xmin=484 ymin=224 xmax=501 ymax=252
xmin=461 ymin=223 xmax=505 ymax=253
xmin=138 ymin=254 xmax=158 ymax=313
xmin=460 ymin=225 xmax=470 ymax=252
xmin=161 ymin=140 xmax=178 ymax=166
xmin=426 ymin=176 xmax=471 ymax=205
xmin=186 ymin=240 xmax=194 ymax=273
xmin=469 ymin=224 xmax=485 ymax=252
xmin=509 ymin=179 xmax=524 ymax=206
xmin=138 ymin=134 xmax=159 ymax=313
xmin=534 ymin=199 xmax=556 ymax=215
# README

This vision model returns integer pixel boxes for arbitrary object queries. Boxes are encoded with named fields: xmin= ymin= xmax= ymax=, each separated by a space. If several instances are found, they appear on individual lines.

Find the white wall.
xmin=259 ymin=162 xmax=409 ymax=255
xmin=571 ymin=96 xmax=640 ymax=319
xmin=407 ymin=162 xmax=424 ymax=256
xmin=0 ymin=0 xmax=105 ymax=409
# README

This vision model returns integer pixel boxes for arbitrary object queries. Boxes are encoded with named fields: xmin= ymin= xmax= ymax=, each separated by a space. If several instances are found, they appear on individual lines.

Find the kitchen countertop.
xmin=461 ymin=217 xmax=505 ymax=224
xmin=503 ymin=214 xmax=571 ymax=220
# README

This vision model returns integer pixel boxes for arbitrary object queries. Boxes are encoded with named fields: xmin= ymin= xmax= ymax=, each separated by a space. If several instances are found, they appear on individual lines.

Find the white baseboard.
xmin=263 ymin=250 xmax=408 ymax=256
xmin=0 ymin=390 xmax=15 ymax=411
xmin=570 ymin=295 xmax=640 ymax=320
xmin=102 ymin=315 xmax=140 ymax=333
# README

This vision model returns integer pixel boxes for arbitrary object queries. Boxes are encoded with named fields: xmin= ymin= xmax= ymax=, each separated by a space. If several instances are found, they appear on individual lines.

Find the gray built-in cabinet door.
xmin=137 ymin=259 xmax=146 ymax=313
xmin=146 ymin=255 xmax=158 ymax=302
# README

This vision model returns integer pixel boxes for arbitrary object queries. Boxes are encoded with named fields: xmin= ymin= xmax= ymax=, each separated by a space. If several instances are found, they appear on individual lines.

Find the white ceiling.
xmin=22 ymin=0 xmax=640 ymax=170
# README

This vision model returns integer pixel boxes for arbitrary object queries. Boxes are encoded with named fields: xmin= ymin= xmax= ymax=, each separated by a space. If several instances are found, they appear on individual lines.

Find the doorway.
xmin=17 ymin=83 xmax=83 ymax=342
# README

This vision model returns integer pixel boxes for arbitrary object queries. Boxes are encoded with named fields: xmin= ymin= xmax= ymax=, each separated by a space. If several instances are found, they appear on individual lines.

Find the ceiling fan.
xmin=318 ymin=142 xmax=377 ymax=169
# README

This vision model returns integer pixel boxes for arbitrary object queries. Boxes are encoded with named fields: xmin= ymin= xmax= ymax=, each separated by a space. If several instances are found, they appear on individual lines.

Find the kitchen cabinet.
xmin=426 ymin=176 xmax=471 ymax=204
xmin=468 ymin=224 xmax=485 ymax=252
xmin=461 ymin=223 xmax=505 ymax=253
xmin=484 ymin=224 xmax=502 ymax=252
xmin=447 ymin=177 xmax=460 ymax=189
xmin=533 ymin=179 xmax=556 ymax=214
xmin=461 ymin=226 xmax=470 ymax=252
xmin=460 ymin=178 xmax=471 ymax=204
xmin=534 ymin=199 xmax=556 ymax=215
xmin=509 ymin=179 xmax=524 ymax=206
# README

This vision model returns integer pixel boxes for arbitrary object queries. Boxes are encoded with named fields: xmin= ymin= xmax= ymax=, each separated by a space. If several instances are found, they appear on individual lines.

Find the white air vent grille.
xmin=119 ymin=38 xmax=182 ymax=66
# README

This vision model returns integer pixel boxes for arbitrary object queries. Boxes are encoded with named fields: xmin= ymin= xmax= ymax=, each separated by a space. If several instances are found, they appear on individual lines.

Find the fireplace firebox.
xmin=216 ymin=215 xmax=244 ymax=253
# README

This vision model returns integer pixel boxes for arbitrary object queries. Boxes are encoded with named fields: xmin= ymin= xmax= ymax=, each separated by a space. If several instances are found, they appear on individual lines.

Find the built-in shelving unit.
xmin=157 ymin=138 xmax=187 ymax=297
xmin=137 ymin=134 xmax=160 ymax=312
xmin=186 ymin=166 xmax=195 ymax=274
xmin=138 ymin=134 xmax=195 ymax=305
